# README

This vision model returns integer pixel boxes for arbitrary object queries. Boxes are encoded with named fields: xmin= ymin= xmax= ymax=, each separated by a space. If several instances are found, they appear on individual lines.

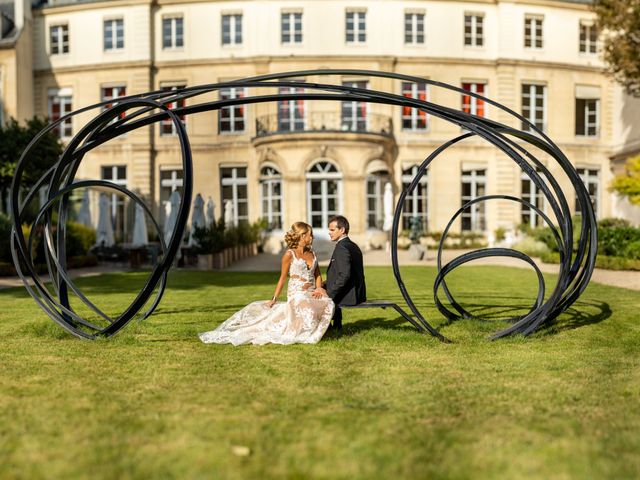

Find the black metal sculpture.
xmin=9 ymin=70 xmax=597 ymax=340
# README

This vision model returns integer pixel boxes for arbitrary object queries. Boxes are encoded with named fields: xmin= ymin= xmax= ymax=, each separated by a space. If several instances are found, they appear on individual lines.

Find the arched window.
xmin=402 ymin=165 xmax=428 ymax=232
xmin=260 ymin=166 xmax=283 ymax=230
xmin=306 ymin=161 xmax=342 ymax=229
xmin=366 ymin=167 xmax=390 ymax=229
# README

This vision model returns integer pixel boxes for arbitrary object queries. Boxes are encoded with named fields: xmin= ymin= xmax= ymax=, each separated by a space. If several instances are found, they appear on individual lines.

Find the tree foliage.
xmin=0 ymin=117 xmax=63 ymax=193
xmin=595 ymin=0 xmax=640 ymax=96
xmin=610 ymin=154 xmax=640 ymax=204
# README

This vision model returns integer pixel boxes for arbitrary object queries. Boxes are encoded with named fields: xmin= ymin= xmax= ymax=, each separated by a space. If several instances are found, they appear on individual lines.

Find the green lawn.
xmin=0 ymin=266 xmax=638 ymax=479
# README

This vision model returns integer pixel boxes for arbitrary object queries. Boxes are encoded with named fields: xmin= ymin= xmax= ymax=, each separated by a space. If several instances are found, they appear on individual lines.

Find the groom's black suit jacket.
xmin=325 ymin=237 xmax=366 ymax=306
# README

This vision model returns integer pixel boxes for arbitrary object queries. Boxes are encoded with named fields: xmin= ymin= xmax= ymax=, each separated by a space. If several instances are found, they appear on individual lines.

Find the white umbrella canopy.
xmin=382 ymin=182 xmax=394 ymax=232
xmin=205 ymin=196 xmax=216 ymax=227
xmin=131 ymin=203 xmax=148 ymax=247
xmin=95 ymin=193 xmax=115 ymax=247
xmin=77 ymin=189 xmax=93 ymax=228
xmin=224 ymin=200 xmax=234 ymax=226
xmin=188 ymin=193 xmax=206 ymax=247
xmin=164 ymin=190 xmax=182 ymax=259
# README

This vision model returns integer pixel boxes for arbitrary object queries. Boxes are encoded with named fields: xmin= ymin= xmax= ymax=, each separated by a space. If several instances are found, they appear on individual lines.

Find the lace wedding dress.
xmin=199 ymin=250 xmax=334 ymax=345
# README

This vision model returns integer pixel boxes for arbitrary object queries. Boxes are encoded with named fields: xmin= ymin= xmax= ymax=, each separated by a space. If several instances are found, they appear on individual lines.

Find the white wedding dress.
xmin=199 ymin=250 xmax=335 ymax=345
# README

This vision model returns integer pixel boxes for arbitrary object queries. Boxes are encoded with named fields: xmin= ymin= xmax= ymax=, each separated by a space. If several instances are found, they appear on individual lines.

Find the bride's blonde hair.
xmin=284 ymin=222 xmax=312 ymax=249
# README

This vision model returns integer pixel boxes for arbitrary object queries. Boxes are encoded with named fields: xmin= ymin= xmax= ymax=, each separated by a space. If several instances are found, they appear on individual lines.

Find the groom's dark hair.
xmin=329 ymin=215 xmax=350 ymax=234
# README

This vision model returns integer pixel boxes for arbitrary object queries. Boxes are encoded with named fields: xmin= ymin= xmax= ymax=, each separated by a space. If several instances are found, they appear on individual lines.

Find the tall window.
xmin=48 ymin=89 xmax=73 ymax=138
xmin=160 ymin=85 xmax=186 ymax=136
xmin=401 ymin=82 xmax=427 ymax=131
xmin=278 ymin=86 xmax=305 ymax=132
xmin=461 ymin=82 xmax=486 ymax=117
xmin=521 ymin=84 xmax=546 ymax=132
xmin=281 ymin=12 xmax=302 ymax=44
xmin=402 ymin=165 xmax=428 ymax=232
xmin=50 ymin=24 xmax=69 ymax=54
xmin=162 ymin=16 xmax=183 ymax=49
xmin=220 ymin=166 xmax=248 ymax=226
xmin=524 ymin=16 xmax=543 ymax=49
xmin=576 ymin=168 xmax=599 ymax=217
xmin=101 ymin=166 xmax=127 ymax=241
xmin=307 ymin=161 xmax=341 ymax=229
xmin=579 ymin=21 xmax=597 ymax=54
xmin=104 ymin=18 xmax=124 ymax=51
xmin=464 ymin=14 xmax=483 ymax=47
xmin=260 ymin=166 xmax=283 ymax=230
xmin=222 ymin=14 xmax=242 ymax=45
xmin=461 ymin=168 xmax=486 ymax=232
xmin=101 ymin=85 xmax=127 ymax=121
xmin=341 ymin=80 xmax=368 ymax=131
xmin=346 ymin=10 xmax=366 ymax=44
xmin=404 ymin=12 xmax=425 ymax=44
xmin=219 ymin=87 xmax=246 ymax=133
xmin=575 ymin=97 xmax=599 ymax=137
xmin=160 ymin=169 xmax=183 ymax=224
xmin=521 ymin=170 xmax=544 ymax=228
xmin=366 ymin=170 xmax=390 ymax=229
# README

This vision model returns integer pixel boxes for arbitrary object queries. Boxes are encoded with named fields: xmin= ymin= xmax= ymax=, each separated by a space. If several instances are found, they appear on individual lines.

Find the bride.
xmin=199 ymin=222 xmax=335 ymax=345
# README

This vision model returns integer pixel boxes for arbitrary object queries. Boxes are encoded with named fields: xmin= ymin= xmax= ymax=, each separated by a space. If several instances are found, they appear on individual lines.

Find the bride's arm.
xmin=312 ymin=264 xmax=328 ymax=298
xmin=266 ymin=252 xmax=292 ymax=307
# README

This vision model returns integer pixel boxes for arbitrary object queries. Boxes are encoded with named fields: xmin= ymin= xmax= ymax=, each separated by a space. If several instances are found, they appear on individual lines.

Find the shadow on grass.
xmin=324 ymin=316 xmax=417 ymax=339
xmin=432 ymin=298 xmax=612 ymax=338
xmin=538 ymin=300 xmax=612 ymax=336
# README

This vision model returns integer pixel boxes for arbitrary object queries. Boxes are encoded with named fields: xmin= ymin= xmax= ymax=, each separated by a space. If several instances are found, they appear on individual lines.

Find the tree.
xmin=595 ymin=0 xmax=640 ymax=96
xmin=610 ymin=154 xmax=640 ymax=205
xmin=0 ymin=117 xmax=63 ymax=213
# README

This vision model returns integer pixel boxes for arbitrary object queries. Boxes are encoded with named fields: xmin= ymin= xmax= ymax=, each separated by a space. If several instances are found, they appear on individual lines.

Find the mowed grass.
xmin=0 ymin=265 xmax=639 ymax=480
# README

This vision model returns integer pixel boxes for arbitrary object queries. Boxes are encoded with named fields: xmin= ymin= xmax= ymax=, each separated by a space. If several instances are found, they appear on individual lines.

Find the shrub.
xmin=223 ymin=226 xmax=239 ymax=248
xmin=512 ymin=237 xmax=550 ymax=257
xmin=192 ymin=219 xmax=225 ymax=254
xmin=65 ymin=222 xmax=96 ymax=257
xmin=494 ymin=227 xmax=506 ymax=242
xmin=597 ymin=226 xmax=640 ymax=257
xmin=540 ymin=251 xmax=640 ymax=271
xmin=598 ymin=217 xmax=631 ymax=229
xmin=623 ymin=240 xmax=640 ymax=260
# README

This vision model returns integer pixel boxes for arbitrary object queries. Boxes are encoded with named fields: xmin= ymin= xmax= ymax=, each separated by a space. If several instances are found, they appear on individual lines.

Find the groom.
xmin=314 ymin=215 xmax=366 ymax=329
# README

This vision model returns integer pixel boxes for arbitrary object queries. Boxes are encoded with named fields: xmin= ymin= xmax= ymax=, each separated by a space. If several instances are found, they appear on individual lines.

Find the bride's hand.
xmin=312 ymin=287 xmax=327 ymax=299
xmin=265 ymin=299 xmax=276 ymax=308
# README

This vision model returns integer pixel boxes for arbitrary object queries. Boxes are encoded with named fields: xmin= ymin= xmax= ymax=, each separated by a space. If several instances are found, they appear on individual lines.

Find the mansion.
xmin=2 ymin=0 xmax=640 ymax=246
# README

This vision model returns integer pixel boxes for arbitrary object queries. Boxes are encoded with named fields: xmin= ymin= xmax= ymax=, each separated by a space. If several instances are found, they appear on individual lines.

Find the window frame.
xmin=260 ymin=165 xmax=284 ymax=231
xmin=460 ymin=168 xmax=487 ymax=232
xmin=521 ymin=83 xmax=547 ymax=132
xmin=49 ymin=23 xmax=69 ymax=55
xmin=218 ymin=87 xmax=247 ymax=134
xmin=220 ymin=166 xmax=249 ymax=226
xmin=401 ymin=81 xmax=428 ymax=131
xmin=524 ymin=15 xmax=544 ymax=49
xmin=464 ymin=13 xmax=484 ymax=47
xmin=221 ymin=13 xmax=243 ymax=46
xmin=404 ymin=11 xmax=425 ymax=45
xmin=306 ymin=161 xmax=343 ymax=229
xmin=162 ymin=15 xmax=184 ymax=50
xmin=345 ymin=10 xmax=367 ymax=44
xmin=281 ymin=11 xmax=303 ymax=44
xmin=103 ymin=17 xmax=124 ymax=51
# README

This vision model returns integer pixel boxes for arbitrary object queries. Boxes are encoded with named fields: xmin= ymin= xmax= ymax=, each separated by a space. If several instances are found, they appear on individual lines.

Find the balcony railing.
xmin=255 ymin=112 xmax=394 ymax=138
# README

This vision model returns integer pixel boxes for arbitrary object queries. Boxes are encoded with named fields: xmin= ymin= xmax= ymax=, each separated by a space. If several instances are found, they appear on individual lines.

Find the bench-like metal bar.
xmin=340 ymin=301 xmax=424 ymax=332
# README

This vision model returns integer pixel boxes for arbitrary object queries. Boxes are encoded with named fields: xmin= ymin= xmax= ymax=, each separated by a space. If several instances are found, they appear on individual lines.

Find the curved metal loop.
xmin=9 ymin=69 xmax=597 ymax=340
